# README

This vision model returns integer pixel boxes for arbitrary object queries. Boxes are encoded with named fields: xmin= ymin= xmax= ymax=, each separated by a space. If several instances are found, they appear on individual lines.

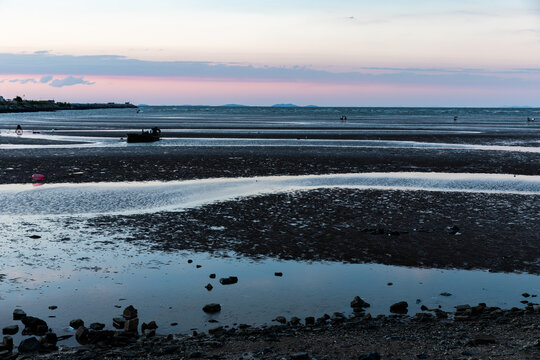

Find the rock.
xmin=420 ymin=305 xmax=428 ymax=311
xmin=170 ymin=322 xmax=178 ymax=326
xmin=124 ymin=318 xmax=139 ymax=333
xmin=440 ymin=292 xmax=452 ymax=296
xmin=305 ymin=316 xmax=315 ymax=326
xmin=219 ymin=276 xmax=238 ymax=285
xmin=414 ymin=313 xmax=434 ymax=322
xmin=446 ymin=225 xmax=460 ymax=235
xmin=468 ymin=334 xmax=497 ymax=346
xmin=522 ymin=292 xmax=530 ymax=298
xmin=69 ymin=319 xmax=84 ymax=329
xmin=40 ymin=332 xmax=58 ymax=346
xmin=416 ymin=353 xmax=428 ymax=359
xmin=359 ymin=352 xmax=381 ymax=360
xmin=290 ymin=352 xmax=309 ymax=360
xmin=12 ymin=309 xmax=26 ymax=320
xmin=1 ymin=336 xmax=13 ymax=352
xmin=29 ymin=235 xmax=41 ymax=239
xmin=2 ymin=326 xmax=18 ymax=335
xmin=141 ymin=321 xmax=158 ymax=333
xmin=350 ymin=296 xmax=370 ymax=309
xmin=196 ymin=264 xmax=202 ymax=268
xmin=434 ymin=309 xmax=448 ymax=319
xmin=387 ymin=282 xmax=393 ymax=286
xmin=90 ymin=323 xmax=105 ymax=331
xmin=203 ymin=303 xmax=221 ymax=314
xmin=209 ymin=273 xmax=216 ymax=279
xmin=390 ymin=301 xmax=408 ymax=314
xmin=205 ymin=283 xmax=213 ymax=291
xmin=18 ymin=337 xmax=41 ymax=353
xmin=208 ymin=326 xmax=224 ymax=336
xmin=274 ymin=316 xmax=286 ymax=324
xmin=75 ymin=326 xmax=89 ymax=345
xmin=143 ymin=329 xmax=156 ymax=338
xmin=274 ymin=272 xmax=283 ymax=277
xmin=113 ymin=317 xmax=126 ymax=329
xmin=455 ymin=304 xmax=471 ymax=312
xmin=123 ymin=305 xmax=138 ymax=320
xmin=188 ymin=259 xmax=193 ymax=263
xmin=48 ymin=305 xmax=57 ymax=310
xmin=289 ymin=317 xmax=301 ymax=326
xmin=21 ymin=316 xmax=48 ymax=336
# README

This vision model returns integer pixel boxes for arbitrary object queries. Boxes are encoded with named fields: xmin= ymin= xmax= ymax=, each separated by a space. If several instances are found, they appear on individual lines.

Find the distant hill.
xmin=221 ymin=104 xmax=250 ymax=107
xmin=272 ymin=104 xmax=300 ymax=108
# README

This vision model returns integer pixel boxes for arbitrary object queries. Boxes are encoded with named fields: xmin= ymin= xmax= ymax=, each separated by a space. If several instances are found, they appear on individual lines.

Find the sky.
xmin=1 ymin=0 xmax=540 ymax=106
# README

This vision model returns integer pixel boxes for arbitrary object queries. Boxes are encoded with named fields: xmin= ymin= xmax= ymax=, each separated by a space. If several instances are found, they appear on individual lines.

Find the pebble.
xmin=219 ymin=276 xmax=238 ymax=285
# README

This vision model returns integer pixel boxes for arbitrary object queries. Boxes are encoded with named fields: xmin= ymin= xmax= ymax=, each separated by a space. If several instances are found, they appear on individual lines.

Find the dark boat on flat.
xmin=127 ymin=127 xmax=161 ymax=143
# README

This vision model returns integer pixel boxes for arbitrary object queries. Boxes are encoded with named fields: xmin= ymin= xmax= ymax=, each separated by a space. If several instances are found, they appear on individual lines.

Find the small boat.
xmin=126 ymin=127 xmax=161 ymax=143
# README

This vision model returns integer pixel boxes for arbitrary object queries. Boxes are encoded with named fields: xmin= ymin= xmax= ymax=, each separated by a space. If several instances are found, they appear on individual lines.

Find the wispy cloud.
xmin=9 ymin=78 xmax=38 ymax=84
xmin=40 ymin=75 xmax=53 ymax=83
xmin=49 ymin=75 xmax=95 ymax=88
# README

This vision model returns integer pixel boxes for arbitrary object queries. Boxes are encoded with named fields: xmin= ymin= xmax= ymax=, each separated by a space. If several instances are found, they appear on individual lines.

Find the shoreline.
xmin=0 ymin=102 xmax=136 ymax=114
xmin=3 ymin=302 xmax=539 ymax=359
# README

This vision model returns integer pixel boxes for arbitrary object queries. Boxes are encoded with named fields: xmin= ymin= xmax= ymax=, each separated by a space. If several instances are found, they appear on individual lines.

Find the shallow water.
xmin=0 ymin=220 xmax=538 ymax=347
xmin=0 ymin=172 xmax=539 ymax=217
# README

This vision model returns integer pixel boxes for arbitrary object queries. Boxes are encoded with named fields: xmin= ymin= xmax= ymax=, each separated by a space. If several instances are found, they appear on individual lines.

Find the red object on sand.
xmin=32 ymin=183 xmax=43 ymax=187
xmin=32 ymin=174 xmax=45 ymax=181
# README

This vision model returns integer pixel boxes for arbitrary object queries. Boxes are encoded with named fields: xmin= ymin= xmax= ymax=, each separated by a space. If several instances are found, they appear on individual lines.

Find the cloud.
xmin=0 ymin=52 xmax=539 ymax=89
xmin=40 ymin=75 xmax=53 ymax=83
xmin=8 ymin=78 xmax=38 ymax=84
xmin=34 ymin=50 xmax=49 ymax=55
xmin=49 ymin=75 xmax=95 ymax=88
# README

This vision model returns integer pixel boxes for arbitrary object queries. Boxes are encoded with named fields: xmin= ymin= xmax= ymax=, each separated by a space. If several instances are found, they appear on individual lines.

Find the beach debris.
xmin=32 ymin=174 xmax=45 ymax=182
xmin=203 ymin=303 xmax=221 ymax=314
xmin=219 ymin=276 xmax=238 ymax=285
xmin=390 ymin=301 xmax=408 ymax=314
xmin=2 ymin=325 xmax=18 ymax=335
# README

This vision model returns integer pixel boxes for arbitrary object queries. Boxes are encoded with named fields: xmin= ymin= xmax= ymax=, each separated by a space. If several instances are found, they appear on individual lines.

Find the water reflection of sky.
xmin=0 ymin=173 xmax=538 ymax=217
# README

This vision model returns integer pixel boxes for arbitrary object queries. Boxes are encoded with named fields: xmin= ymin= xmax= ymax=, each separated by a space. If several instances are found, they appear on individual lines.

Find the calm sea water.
xmin=0 ymin=106 xmax=539 ymax=131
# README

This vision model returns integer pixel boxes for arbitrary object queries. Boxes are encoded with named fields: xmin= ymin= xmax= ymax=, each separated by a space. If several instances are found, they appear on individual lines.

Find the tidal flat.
xmin=0 ymin=107 xmax=538 ymax=359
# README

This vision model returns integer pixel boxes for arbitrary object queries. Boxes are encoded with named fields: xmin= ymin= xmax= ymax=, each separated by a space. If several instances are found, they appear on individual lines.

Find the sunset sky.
xmin=1 ymin=0 xmax=540 ymax=106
